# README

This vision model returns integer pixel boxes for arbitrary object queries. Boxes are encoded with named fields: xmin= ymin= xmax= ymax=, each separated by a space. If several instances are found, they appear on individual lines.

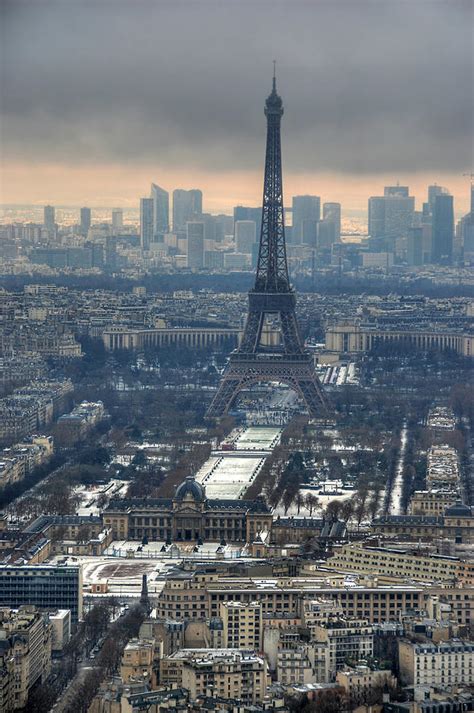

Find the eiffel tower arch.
xmin=207 ymin=72 xmax=328 ymax=418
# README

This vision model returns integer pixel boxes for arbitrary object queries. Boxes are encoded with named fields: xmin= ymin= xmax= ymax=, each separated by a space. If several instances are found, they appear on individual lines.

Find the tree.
xmin=304 ymin=493 xmax=319 ymax=516
xmin=295 ymin=491 xmax=305 ymax=515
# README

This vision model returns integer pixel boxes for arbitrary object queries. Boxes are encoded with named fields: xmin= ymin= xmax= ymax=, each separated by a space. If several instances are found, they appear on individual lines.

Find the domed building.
xmin=103 ymin=473 xmax=273 ymax=543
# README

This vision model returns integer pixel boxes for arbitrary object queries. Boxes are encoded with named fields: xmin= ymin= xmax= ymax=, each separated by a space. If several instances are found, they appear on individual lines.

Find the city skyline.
xmin=1 ymin=0 xmax=472 ymax=212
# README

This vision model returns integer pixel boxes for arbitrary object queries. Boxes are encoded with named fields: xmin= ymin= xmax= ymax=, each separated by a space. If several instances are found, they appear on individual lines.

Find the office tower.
xmin=173 ymin=189 xmax=203 ymax=232
xmin=140 ymin=197 xmax=154 ymax=251
xmin=233 ymin=206 xmax=262 ymax=242
xmin=407 ymin=227 xmax=423 ymax=266
xmin=150 ymin=183 xmax=169 ymax=238
xmin=187 ymin=222 xmax=204 ymax=268
xmin=432 ymin=194 xmax=454 ymax=264
xmin=80 ymin=207 xmax=91 ymax=237
xmin=368 ymin=197 xmax=386 ymax=238
xmin=368 ymin=189 xmax=414 ymax=248
xmin=199 ymin=212 xmax=217 ymax=242
xmin=384 ymin=186 xmax=409 ymax=197
xmin=292 ymin=195 xmax=320 ymax=245
xmin=323 ymin=202 xmax=341 ymax=242
xmin=43 ymin=205 xmax=55 ymax=234
xmin=317 ymin=220 xmax=336 ymax=248
xmin=111 ymin=208 xmax=123 ymax=233
xmin=235 ymin=220 xmax=257 ymax=253
xmin=0 ymin=565 xmax=82 ymax=622
xmin=428 ymin=185 xmax=449 ymax=214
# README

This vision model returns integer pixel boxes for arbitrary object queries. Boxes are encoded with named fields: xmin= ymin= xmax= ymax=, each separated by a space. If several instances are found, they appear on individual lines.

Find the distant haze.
xmin=1 ymin=0 xmax=472 ymax=212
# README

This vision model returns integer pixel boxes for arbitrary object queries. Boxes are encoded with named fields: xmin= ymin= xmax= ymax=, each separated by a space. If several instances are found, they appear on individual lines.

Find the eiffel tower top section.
xmin=254 ymin=71 xmax=290 ymax=294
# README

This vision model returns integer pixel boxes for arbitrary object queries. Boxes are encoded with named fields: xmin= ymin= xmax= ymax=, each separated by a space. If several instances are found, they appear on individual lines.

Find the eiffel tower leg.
xmin=239 ymin=311 xmax=264 ymax=354
xmin=293 ymin=376 xmax=329 ymax=416
xmin=206 ymin=374 xmax=243 ymax=417
xmin=280 ymin=310 xmax=303 ymax=353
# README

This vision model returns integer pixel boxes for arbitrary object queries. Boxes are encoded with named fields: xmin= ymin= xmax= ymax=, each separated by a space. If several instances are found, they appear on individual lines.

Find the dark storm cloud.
xmin=1 ymin=0 xmax=472 ymax=174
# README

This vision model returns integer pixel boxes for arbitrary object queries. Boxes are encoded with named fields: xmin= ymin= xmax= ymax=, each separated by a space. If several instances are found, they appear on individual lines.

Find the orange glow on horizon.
xmin=1 ymin=161 xmax=470 ymax=215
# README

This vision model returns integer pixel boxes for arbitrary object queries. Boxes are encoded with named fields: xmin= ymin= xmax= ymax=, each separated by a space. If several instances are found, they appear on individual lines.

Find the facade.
xmin=103 ymin=476 xmax=273 ymax=543
xmin=312 ymin=617 xmax=374 ymax=679
xmin=43 ymin=205 xmax=55 ymax=234
xmin=120 ymin=638 xmax=156 ymax=686
xmin=325 ymin=542 xmax=474 ymax=585
xmin=0 ymin=606 xmax=52 ymax=710
xmin=322 ymin=203 xmax=341 ymax=242
xmin=186 ymin=222 xmax=204 ymax=269
xmin=336 ymin=665 xmax=396 ymax=704
xmin=220 ymin=601 xmax=262 ymax=650
xmin=140 ymin=197 xmax=154 ymax=251
xmin=111 ymin=208 xmax=123 ymax=233
xmin=371 ymin=504 xmax=474 ymax=545
xmin=173 ymin=189 xmax=202 ymax=233
xmin=156 ymin=570 xmax=431 ymax=625
xmin=235 ymin=220 xmax=257 ymax=254
xmin=368 ymin=189 xmax=414 ymax=249
xmin=432 ymin=193 xmax=454 ymax=264
xmin=49 ymin=609 xmax=71 ymax=653
xmin=0 ymin=565 xmax=83 ymax=622
xmin=150 ymin=183 xmax=169 ymax=237
xmin=408 ymin=490 xmax=457 ymax=517
xmin=398 ymin=639 xmax=474 ymax=686
xmin=80 ymin=206 xmax=91 ymax=236
xmin=324 ymin=322 xmax=474 ymax=359
xmin=163 ymin=649 xmax=268 ymax=704
xmin=102 ymin=326 xmax=240 ymax=351
xmin=292 ymin=195 xmax=320 ymax=245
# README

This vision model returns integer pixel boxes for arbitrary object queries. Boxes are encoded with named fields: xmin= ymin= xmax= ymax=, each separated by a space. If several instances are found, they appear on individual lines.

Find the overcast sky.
xmin=1 ymin=0 xmax=473 ymax=212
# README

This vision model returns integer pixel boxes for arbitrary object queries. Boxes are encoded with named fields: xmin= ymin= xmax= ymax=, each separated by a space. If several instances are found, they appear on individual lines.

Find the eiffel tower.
xmin=207 ymin=70 xmax=328 ymax=418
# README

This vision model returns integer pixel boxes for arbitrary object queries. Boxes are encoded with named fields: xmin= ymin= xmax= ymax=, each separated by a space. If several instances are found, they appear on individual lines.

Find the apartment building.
xmin=408 ymin=490 xmax=457 ymax=517
xmin=120 ymin=638 xmax=157 ymax=686
xmin=0 ymin=606 xmax=52 ymax=710
xmin=398 ymin=639 xmax=474 ymax=686
xmin=312 ymin=616 xmax=374 ymax=680
xmin=325 ymin=542 xmax=474 ymax=585
xmin=220 ymin=601 xmax=262 ymax=650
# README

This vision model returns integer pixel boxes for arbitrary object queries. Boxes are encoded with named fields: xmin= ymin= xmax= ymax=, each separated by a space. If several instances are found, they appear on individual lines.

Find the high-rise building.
xmin=432 ymin=193 xmax=454 ymax=264
xmin=173 ymin=189 xmax=203 ymax=232
xmin=323 ymin=202 xmax=341 ymax=242
xmin=292 ymin=195 xmax=320 ymax=245
xmin=111 ymin=208 xmax=123 ymax=233
xmin=150 ymin=183 xmax=169 ymax=238
xmin=384 ymin=185 xmax=409 ymax=197
xmin=317 ymin=220 xmax=337 ymax=248
xmin=186 ymin=222 xmax=204 ymax=268
xmin=140 ymin=198 xmax=154 ymax=251
xmin=80 ymin=207 xmax=91 ymax=237
xmin=43 ymin=205 xmax=55 ymax=235
xmin=428 ymin=184 xmax=449 ymax=214
xmin=233 ymin=206 xmax=261 ymax=242
xmin=407 ymin=227 xmax=423 ymax=266
xmin=235 ymin=220 xmax=257 ymax=253
xmin=368 ymin=188 xmax=414 ymax=248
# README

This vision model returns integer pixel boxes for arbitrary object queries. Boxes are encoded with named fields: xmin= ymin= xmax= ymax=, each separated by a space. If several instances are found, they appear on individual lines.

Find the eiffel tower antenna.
xmin=206 ymin=73 xmax=328 ymax=418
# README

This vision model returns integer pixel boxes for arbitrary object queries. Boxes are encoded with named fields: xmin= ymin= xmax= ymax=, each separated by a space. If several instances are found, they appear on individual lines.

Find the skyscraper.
xmin=80 ymin=207 xmax=91 ymax=237
xmin=43 ymin=205 xmax=55 ymax=234
xmin=428 ymin=185 xmax=449 ymax=214
xmin=111 ymin=208 xmax=123 ymax=233
xmin=432 ymin=193 xmax=454 ymax=264
xmin=368 ymin=187 xmax=414 ymax=249
xmin=323 ymin=202 xmax=341 ymax=242
xmin=186 ymin=222 xmax=204 ymax=268
xmin=150 ymin=183 xmax=169 ymax=238
xmin=140 ymin=198 xmax=154 ymax=251
xmin=233 ymin=206 xmax=262 ymax=243
xmin=292 ymin=196 xmax=320 ymax=245
xmin=173 ymin=189 xmax=203 ymax=232
xmin=235 ymin=220 xmax=257 ymax=253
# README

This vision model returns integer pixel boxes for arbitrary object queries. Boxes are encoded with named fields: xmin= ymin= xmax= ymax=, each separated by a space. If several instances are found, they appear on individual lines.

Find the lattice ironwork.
xmin=207 ymin=73 xmax=328 ymax=418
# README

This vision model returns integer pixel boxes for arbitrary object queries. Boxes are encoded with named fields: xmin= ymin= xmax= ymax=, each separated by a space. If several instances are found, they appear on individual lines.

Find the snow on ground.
xmin=195 ymin=427 xmax=282 ymax=499
xmin=273 ymin=487 xmax=356 ymax=517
